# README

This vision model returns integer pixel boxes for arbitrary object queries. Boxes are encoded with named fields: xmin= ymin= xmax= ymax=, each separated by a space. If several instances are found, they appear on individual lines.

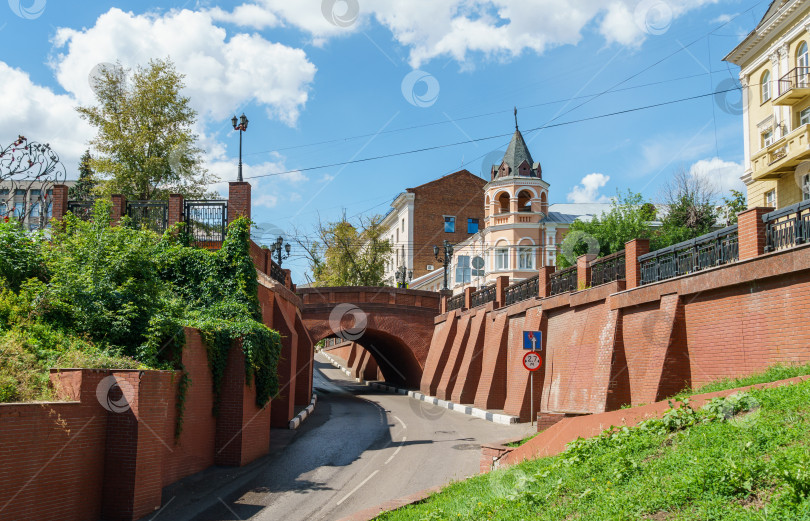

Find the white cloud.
xmin=50 ymin=8 xmax=316 ymax=125
xmin=688 ymin=157 xmax=745 ymax=193
xmin=567 ymin=173 xmax=611 ymax=203
xmin=217 ymin=0 xmax=718 ymax=67
xmin=208 ymin=4 xmax=281 ymax=30
xmin=0 ymin=62 xmax=92 ymax=177
xmin=710 ymin=13 xmax=738 ymax=25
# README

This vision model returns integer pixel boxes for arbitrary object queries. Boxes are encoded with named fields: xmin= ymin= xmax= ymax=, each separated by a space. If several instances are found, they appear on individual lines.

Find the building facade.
xmin=0 ymin=180 xmax=76 ymax=230
xmin=379 ymin=169 xmax=487 ymax=286
xmin=725 ymin=0 xmax=810 ymax=209
xmin=410 ymin=125 xmax=610 ymax=294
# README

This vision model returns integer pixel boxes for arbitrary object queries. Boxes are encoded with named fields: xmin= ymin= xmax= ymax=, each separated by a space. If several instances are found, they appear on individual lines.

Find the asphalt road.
xmin=183 ymin=353 xmax=533 ymax=521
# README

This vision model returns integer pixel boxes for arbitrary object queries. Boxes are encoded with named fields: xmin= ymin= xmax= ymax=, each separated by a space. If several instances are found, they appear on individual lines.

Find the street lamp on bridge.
xmin=231 ymin=113 xmax=249 ymax=182
xmin=433 ymin=240 xmax=454 ymax=291
xmin=395 ymin=265 xmax=413 ymax=288
xmin=270 ymin=236 xmax=291 ymax=268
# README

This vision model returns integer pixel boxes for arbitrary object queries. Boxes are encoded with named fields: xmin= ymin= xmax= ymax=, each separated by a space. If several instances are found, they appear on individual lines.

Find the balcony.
xmin=774 ymin=67 xmax=810 ymax=106
xmin=750 ymin=124 xmax=810 ymax=181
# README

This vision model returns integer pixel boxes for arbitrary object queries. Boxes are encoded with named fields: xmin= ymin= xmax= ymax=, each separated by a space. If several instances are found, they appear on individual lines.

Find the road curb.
xmin=321 ymin=352 xmax=519 ymax=425
xmin=289 ymin=394 xmax=318 ymax=430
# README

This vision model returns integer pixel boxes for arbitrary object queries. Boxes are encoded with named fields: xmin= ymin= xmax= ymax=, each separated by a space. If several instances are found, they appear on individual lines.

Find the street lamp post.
xmin=433 ymin=239 xmax=454 ymax=291
xmin=395 ymin=265 xmax=413 ymax=288
xmin=231 ymin=113 xmax=249 ymax=182
xmin=270 ymin=236 xmax=291 ymax=267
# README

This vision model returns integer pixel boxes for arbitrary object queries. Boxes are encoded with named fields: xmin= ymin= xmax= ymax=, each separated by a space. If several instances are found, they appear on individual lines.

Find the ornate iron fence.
xmin=763 ymin=200 xmax=810 ymax=253
xmin=505 ymin=275 xmax=539 ymax=306
xmin=127 ymin=201 xmax=168 ymax=234
xmin=470 ymin=284 xmax=496 ymax=308
xmin=67 ymin=200 xmax=94 ymax=221
xmin=549 ymin=265 xmax=577 ymax=296
xmin=270 ymin=260 xmax=286 ymax=285
xmin=446 ymin=293 xmax=464 ymax=312
xmin=589 ymin=250 xmax=626 ymax=287
xmin=778 ymin=66 xmax=810 ymax=97
xmin=184 ymin=200 xmax=227 ymax=243
xmin=639 ymin=225 xmax=739 ymax=285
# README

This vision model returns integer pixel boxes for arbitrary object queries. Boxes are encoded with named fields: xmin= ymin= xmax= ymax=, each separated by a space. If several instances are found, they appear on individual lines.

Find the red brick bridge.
xmin=298 ymin=287 xmax=441 ymax=387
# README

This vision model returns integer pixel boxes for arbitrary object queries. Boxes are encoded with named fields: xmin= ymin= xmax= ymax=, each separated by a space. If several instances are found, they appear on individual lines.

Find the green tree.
xmin=68 ymin=150 xmax=97 ymax=201
xmin=77 ymin=58 xmax=215 ymax=200
xmin=657 ymin=168 xmax=718 ymax=245
xmin=717 ymin=189 xmax=747 ymax=226
xmin=557 ymin=190 xmax=657 ymax=268
xmin=301 ymin=215 xmax=392 ymax=286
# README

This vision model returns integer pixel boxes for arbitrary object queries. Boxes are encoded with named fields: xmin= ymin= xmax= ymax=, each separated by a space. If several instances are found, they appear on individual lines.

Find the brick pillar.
xmin=283 ymin=269 xmax=292 ymax=289
xmin=439 ymin=289 xmax=452 ymax=314
xmin=168 ymin=194 xmax=184 ymax=229
xmin=228 ymin=182 xmax=251 ymax=225
xmin=51 ymin=184 xmax=69 ymax=221
xmin=111 ymin=194 xmax=127 ymax=225
xmin=625 ymin=239 xmax=650 ymax=290
xmin=463 ymin=287 xmax=474 ymax=309
xmin=576 ymin=254 xmax=597 ymax=290
xmin=538 ymin=266 xmax=555 ymax=298
xmin=495 ymin=275 xmax=510 ymax=308
xmin=738 ymin=206 xmax=773 ymax=260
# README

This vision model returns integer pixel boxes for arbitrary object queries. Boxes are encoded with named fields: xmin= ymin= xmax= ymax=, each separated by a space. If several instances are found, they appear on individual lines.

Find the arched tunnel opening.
xmin=318 ymin=329 xmax=423 ymax=388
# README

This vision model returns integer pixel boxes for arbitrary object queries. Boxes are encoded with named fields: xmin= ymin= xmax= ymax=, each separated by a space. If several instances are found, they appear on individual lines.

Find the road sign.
xmin=523 ymin=351 xmax=542 ymax=371
xmin=523 ymin=331 xmax=542 ymax=351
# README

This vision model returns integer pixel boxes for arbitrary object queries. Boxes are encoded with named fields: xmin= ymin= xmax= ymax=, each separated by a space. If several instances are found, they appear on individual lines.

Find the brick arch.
xmin=299 ymin=287 xmax=441 ymax=388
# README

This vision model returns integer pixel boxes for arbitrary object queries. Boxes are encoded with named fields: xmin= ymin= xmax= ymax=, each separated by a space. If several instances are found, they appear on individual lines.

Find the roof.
xmin=723 ymin=0 xmax=803 ymax=66
xmin=757 ymin=0 xmax=787 ymax=29
xmin=542 ymin=203 xmax=612 ymax=224
xmin=502 ymin=130 xmax=534 ymax=172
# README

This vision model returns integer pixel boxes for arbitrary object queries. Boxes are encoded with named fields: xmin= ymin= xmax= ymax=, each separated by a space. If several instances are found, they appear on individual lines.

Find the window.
xmin=495 ymin=248 xmax=509 ymax=270
xmin=761 ymin=70 xmax=771 ymax=102
xmin=803 ymin=174 xmax=810 ymax=201
xmin=762 ymin=129 xmax=774 ymax=148
xmin=467 ymin=218 xmax=479 ymax=234
xmin=517 ymin=190 xmax=532 ymax=212
xmin=396 ymin=229 xmax=399 ymax=243
xmin=765 ymin=189 xmax=776 ymax=208
xmin=801 ymin=107 xmax=810 ymax=126
xmin=455 ymin=255 xmax=471 ymax=283
xmin=471 ymin=256 xmax=485 ymax=278
xmin=444 ymin=216 xmax=455 ymax=233
xmin=799 ymin=42 xmax=809 ymax=87
xmin=498 ymin=193 xmax=510 ymax=213
xmin=518 ymin=246 xmax=533 ymax=270
xmin=401 ymin=218 xmax=405 ymax=232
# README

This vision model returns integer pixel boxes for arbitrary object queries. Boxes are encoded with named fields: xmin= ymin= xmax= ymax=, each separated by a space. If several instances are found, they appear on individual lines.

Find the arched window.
xmin=762 ymin=70 xmax=771 ymax=102
xmin=540 ymin=192 xmax=548 ymax=214
xmin=497 ymin=192 xmax=510 ymax=213
xmin=517 ymin=190 xmax=533 ymax=212
xmin=798 ymin=42 xmax=809 ymax=87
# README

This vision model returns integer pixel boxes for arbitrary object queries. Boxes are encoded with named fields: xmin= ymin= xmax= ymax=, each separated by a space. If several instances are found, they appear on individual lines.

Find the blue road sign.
xmin=523 ymin=331 xmax=542 ymax=351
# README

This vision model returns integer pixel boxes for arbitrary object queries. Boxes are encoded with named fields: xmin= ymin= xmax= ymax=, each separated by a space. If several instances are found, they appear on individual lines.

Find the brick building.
xmin=379 ymin=169 xmax=487 ymax=285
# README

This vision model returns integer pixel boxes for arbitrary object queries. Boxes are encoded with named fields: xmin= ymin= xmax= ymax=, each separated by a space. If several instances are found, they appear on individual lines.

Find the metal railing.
xmin=185 ymin=200 xmax=227 ymax=243
xmin=549 ymin=265 xmax=577 ymax=296
xmin=504 ymin=275 xmax=538 ymax=306
xmin=763 ymin=199 xmax=810 ymax=252
xmin=127 ymin=201 xmax=168 ymax=234
xmin=778 ymin=66 xmax=810 ymax=97
xmin=470 ymin=284 xmax=496 ymax=308
xmin=67 ymin=201 xmax=94 ymax=221
xmin=270 ymin=260 xmax=287 ymax=285
xmin=639 ymin=225 xmax=739 ymax=285
xmin=589 ymin=250 xmax=626 ymax=287
xmin=446 ymin=293 xmax=464 ymax=312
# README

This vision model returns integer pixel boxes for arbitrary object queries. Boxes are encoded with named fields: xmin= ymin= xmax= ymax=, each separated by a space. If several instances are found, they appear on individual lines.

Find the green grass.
xmin=671 ymin=363 xmax=810 ymax=401
xmin=375 ymin=381 xmax=810 ymax=520
xmin=504 ymin=433 xmax=539 ymax=448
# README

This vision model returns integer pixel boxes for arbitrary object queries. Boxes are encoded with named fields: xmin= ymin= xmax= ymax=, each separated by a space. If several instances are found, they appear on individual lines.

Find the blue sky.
xmin=1 ymin=0 xmax=771 ymax=283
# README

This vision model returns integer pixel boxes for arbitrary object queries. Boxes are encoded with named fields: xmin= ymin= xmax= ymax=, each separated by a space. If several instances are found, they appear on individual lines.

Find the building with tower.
xmin=408 ymin=114 xmax=610 ymax=294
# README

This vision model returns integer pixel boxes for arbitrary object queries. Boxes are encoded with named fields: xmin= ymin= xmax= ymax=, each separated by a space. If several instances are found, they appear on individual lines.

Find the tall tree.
xmin=68 ymin=150 xmax=97 ymax=201
xmin=657 ymin=168 xmax=718 ymax=245
xmin=299 ymin=215 xmax=392 ymax=286
xmin=77 ymin=59 xmax=215 ymax=200
xmin=717 ymin=189 xmax=747 ymax=226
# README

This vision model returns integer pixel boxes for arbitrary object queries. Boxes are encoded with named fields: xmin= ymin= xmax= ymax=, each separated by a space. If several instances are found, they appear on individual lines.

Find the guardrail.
xmin=470 ymin=284 xmax=496 ymax=308
xmin=446 ymin=293 xmax=464 ymax=312
xmin=504 ymin=275 xmax=538 ymax=306
xmin=763 ymin=199 xmax=810 ymax=253
xmin=185 ymin=200 xmax=227 ymax=243
xmin=549 ymin=265 xmax=577 ymax=296
xmin=778 ymin=66 xmax=810 ymax=96
xmin=270 ymin=260 xmax=287 ymax=285
xmin=639 ymin=225 xmax=739 ymax=285
xmin=589 ymin=250 xmax=625 ymax=287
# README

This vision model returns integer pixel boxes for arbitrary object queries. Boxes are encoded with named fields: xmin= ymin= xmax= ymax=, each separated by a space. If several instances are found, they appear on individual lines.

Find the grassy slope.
xmin=377 ymin=374 xmax=810 ymax=520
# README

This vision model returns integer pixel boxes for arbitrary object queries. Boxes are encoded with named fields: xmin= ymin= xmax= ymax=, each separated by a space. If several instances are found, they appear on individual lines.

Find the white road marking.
xmin=336 ymin=470 xmax=379 ymax=506
xmin=385 ymin=436 xmax=407 ymax=465
xmin=392 ymin=415 xmax=407 ymax=430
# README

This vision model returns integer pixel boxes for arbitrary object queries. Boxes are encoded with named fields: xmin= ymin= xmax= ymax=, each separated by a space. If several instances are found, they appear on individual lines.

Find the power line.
xmin=241 ymin=86 xmax=741 ymax=182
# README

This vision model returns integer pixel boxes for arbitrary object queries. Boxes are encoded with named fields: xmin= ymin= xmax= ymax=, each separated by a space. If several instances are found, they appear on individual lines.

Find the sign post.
xmin=522 ymin=349 xmax=542 ymax=426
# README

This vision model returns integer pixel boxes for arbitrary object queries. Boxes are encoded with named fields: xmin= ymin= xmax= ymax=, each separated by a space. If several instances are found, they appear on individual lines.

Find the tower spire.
xmin=514 ymin=106 xmax=518 ymax=130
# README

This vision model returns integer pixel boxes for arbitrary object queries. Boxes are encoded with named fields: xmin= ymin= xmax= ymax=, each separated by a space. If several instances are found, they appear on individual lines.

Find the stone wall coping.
xmin=259 ymin=271 xmax=303 ymax=308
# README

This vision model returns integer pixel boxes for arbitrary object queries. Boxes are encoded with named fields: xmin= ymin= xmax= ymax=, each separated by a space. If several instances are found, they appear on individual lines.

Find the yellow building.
xmin=725 ymin=0 xmax=810 ymax=209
